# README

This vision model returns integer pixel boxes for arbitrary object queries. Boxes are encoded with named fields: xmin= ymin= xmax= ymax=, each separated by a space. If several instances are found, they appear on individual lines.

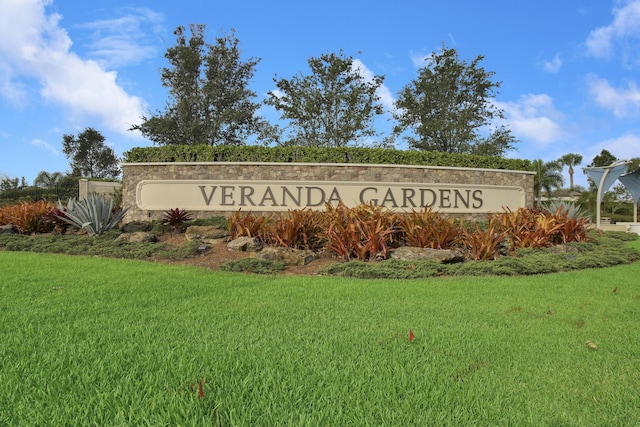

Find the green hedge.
xmin=123 ymin=145 xmax=531 ymax=171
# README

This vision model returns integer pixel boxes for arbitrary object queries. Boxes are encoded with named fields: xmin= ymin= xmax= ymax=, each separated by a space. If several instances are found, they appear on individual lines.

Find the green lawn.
xmin=2 ymin=248 xmax=640 ymax=426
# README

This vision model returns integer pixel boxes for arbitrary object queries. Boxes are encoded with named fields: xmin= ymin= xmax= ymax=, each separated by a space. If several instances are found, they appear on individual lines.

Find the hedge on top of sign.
xmin=123 ymin=145 xmax=531 ymax=171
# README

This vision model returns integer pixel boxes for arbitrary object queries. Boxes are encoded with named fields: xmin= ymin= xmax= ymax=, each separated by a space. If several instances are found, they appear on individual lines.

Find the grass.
xmin=2 ymin=243 xmax=640 ymax=425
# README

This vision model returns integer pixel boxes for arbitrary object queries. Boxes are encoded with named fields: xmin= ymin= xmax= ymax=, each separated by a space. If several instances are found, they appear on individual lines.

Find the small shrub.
xmin=220 ymin=258 xmax=286 ymax=274
xmin=55 ymin=195 xmax=128 ymax=236
xmin=161 ymin=208 xmax=193 ymax=233
xmin=460 ymin=217 xmax=507 ymax=261
xmin=227 ymin=210 xmax=271 ymax=240
xmin=398 ymin=208 xmax=461 ymax=249
xmin=265 ymin=208 xmax=326 ymax=251
xmin=0 ymin=200 xmax=55 ymax=234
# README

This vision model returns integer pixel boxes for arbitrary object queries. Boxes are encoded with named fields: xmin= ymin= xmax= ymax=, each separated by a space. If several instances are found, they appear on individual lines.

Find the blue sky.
xmin=1 ymin=0 xmax=640 ymax=189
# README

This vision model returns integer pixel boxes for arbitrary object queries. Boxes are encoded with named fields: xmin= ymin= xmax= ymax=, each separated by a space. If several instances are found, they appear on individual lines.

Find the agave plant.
xmin=55 ymin=194 xmax=128 ymax=236
xmin=542 ymin=200 xmax=588 ymax=220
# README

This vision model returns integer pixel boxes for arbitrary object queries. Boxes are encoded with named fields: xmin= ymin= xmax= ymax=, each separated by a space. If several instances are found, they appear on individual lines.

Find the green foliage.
xmin=320 ymin=233 xmax=640 ymax=278
xmin=123 ymin=144 xmax=532 ymax=171
xmin=129 ymin=25 xmax=268 ymax=146
xmin=220 ymin=258 xmax=285 ymax=274
xmin=393 ymin=43 xmax=516 ymax=156
xmin=557 ymin=153 xmax=583 ymax=189
xmin=265 ymin=50 xmax=384 ymax=147
xmin=56 ymin=194 xmax=128 ymax=236
xmin=0 ymin=232 xmax=199 ymax=260
xmin=62 ymin=127 xmax=120 ymax=179
xmin=531 ymin=159 xmax=564 ymax=206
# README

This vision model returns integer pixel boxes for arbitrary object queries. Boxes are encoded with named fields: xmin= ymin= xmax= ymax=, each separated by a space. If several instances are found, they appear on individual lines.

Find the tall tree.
xmin=131 ymin=25 xmax=267 ymax=146
xmin=34 ymin=171 xmax=64 ymax=188
xmin=558 ymin=153 xmax=583 ymax=190
xmin=531 ymin=159 xmax=565 ymax=206
xmin=62 ymin=128 xmax=120 ymax=179
xmin=265 ymin=51 xmax=384 ymax=147
xmin=393 ymin=44 xmax=517 ymax=156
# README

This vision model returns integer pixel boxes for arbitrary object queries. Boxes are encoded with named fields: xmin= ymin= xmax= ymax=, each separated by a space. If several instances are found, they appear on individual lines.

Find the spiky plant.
xmin=55 ymin=194 xmax=128 ymax=236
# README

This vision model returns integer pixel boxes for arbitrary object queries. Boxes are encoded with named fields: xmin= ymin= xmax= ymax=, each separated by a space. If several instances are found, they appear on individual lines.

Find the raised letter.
xmin=306 ymin=187 xmax=326 ymax=207
xmin=281 ymin=186 xmax=302 ymax=207
xmin=472 ymin=190 xmax=483 ymax=209
xmin=453 ymin=189 xmax=470 ymax=209
xmin=420 ymin=189 xmax=436 ymax=208
xmin=259 ymin=186 xmax=278 ymax=206
xmin=199 ymin=185 xmax=217 ymax=206
xmin=239 ymin=186 xmax=255 ymax=206
xmin=221 ymin=186 xmax=235 ymax=206
xmin=327 ymin=187 xmax=342 ymax=204
xmin=359 ymin=187 xmax=378 ymax=205
xmin=402 ymin=188 xmax=416 ymax=208
xmin=439 ymin=189 xmax=452 ymax=208
xmin=381 ymin=188 xmax=398 ymax=207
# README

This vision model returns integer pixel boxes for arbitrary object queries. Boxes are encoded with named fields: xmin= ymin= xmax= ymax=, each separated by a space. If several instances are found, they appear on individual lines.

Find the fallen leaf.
xmin=409 ymin=329 xmax=416 ymax=343
xmin=585 ymin=341 xmax=598 ymax=350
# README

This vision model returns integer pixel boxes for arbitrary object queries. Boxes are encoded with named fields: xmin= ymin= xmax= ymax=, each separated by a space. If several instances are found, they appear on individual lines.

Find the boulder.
xmin=390 ymin=246 xmax=464 ymax=263
xmin=120 ymin=221 xmax=153 ymax=233
xmin=185 ymin=225 xmax=229 ymax=244
xmin=115 ymin=232 xmax=157 ymax=243
xmin=0 ymin=224 xmax=17 ymax=234
xmin=227 ymin=236 xmax=263 ymax=252
xmin=254 ymin=247 xmax=315 ymax=266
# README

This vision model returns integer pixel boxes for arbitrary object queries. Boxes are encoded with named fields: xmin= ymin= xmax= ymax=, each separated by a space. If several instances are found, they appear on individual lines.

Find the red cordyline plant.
xmin=227 ymin=210 xmax=272 ymax=241
xmin=0 ymin=200 xmax=55 ymax=234
xmin=398 ymin=207 xmax=462 ymax=249
xmin=322 ymin=202 xmax=401 ymax=261
xmin=265 ymin=208 xmax=327 ymax=251
xmin=162 ymin=208 xmax=193 ymax=233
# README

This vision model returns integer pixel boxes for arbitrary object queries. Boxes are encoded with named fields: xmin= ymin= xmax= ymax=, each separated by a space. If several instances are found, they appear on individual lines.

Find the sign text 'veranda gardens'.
xmin=136 ymin=180 xmax=525 ymax=213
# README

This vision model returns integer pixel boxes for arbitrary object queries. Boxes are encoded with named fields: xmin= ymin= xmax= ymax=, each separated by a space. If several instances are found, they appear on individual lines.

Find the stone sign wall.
xmin=122 ymin=162 xmax=535 ymax=222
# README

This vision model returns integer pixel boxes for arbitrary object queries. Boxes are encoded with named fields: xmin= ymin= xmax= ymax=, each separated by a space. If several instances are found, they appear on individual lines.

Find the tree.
xmin=130 ymin=25 xmax=267 ymax=146
xmin=34 ymin=171 xmax=64 ymax=188
xmin=265 ymin=50 xmax=385 ymax=147
xmin=585 ymin=149 xmax=618 ymax=191
xmin=393 ymin=43 xmax=517 ymax=156
xmin=62 ymin=128 xmax=120 ymax=179
xmin=531 ymin=159 xmax=564 ymax=206
xmin=558 ymin=153 xmax=583 ymax=190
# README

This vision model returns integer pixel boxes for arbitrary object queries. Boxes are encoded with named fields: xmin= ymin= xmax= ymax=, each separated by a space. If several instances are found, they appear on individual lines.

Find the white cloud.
xmin=31 ymin=138 xmax=59 ymax=156
xmin=0 ymin=0 xmax=146 ymax=135
xmin=587 ymin=74 xmax=640 ymax=117
xmin=351 ymin=58 xmax=396 ymax=114
xmin=410 ymin=50 xmax=429 ymax=68
xmin=76 ymin=9 xmax=162 ymax=69
xmin=585 ymin=0 xmax=640 ymax=65
xmin=588 ymin=133 xmax=640 ymax=163
xmin=495 ymin=94 xmax=565 ymax=146
xmin=542 ymin=54 xmax=562 ymax=73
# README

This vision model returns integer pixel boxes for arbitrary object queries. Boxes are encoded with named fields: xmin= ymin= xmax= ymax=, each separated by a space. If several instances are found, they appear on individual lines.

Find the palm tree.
xmin=34 ymin=171 xmax=64 ymax=189
xmin=531 ymin=159 xmax=565 ymax=207
xmin=558 ymin=153 xmax=583 ymax=190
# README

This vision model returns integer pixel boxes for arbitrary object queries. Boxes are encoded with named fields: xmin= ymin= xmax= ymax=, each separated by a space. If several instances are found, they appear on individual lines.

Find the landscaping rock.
xmin=254 ymin=247 xmax=315 ymax=266
xmin=0 ymin=224 xmax=17 ymax=234
xmin=115 ymin=232 xmax=157 ymax=243
xmin=390 ymin=246 xmax=464 ymax=263
xmin=227 ymin=236 xmax=263 ymax=252
xmin=120 ymin=221 xmax=153 ymax=233
xmin=185 ymin=225 xmax=229 ymax=244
